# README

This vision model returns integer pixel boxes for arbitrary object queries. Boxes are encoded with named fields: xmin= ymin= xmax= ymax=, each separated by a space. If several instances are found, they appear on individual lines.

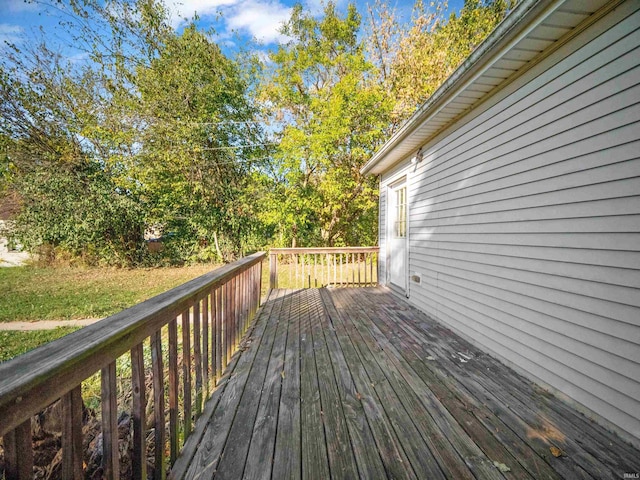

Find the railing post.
xmin=270 ymin=252 xmax=278 ymax=289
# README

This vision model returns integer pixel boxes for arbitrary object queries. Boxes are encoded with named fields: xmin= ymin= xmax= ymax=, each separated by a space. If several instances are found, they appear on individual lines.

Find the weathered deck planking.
xmin=307 ymin=289 xmax=359 ymax=479
xmin=173 ymin=287 xmax=640 ymax=479
xmin=271 ymin=288 xmax=302 ymax=479
xmin=300 ymin=289 xmax=331 ymax=479
xmin=366 ymin=289 xmax=637 ymax=477
xmin=242 ymin=287 xmax=288 ymax=480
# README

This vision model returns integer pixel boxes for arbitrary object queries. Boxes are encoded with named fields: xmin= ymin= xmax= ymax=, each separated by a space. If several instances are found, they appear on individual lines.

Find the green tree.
xmin=391 ymin=0 xmax=515 ymax=119
xmin=10 ymin=162 xmax=144 ymax=265
xmin=261 ymin=2 xmax=392 ymax=247
xmin=0 ymin=38 xmax=148 ymax=264
xmin=131 ymin=25 xmax=265 ymax=261
xmin=1 ymin=1 xmax=266 ymax=264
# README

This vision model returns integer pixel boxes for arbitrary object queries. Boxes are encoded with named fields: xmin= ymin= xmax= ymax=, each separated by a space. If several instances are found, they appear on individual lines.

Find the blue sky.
xmin=0 ymin=0 xmax=465 ymax=54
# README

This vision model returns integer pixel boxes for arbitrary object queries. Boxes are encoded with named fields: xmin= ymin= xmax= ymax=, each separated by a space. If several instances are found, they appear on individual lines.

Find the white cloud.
xmin=169 ymin=0 xmax=291 ymax=44
xmin=0 ymin=23 xmax=23 ymax=46
xmin=226 ymin=0 xmax=291 ymax=43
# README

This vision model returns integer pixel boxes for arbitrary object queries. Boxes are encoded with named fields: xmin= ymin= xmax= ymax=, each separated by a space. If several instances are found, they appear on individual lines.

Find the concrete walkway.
xmin=0 ymin=318 xmax=102 ymax=331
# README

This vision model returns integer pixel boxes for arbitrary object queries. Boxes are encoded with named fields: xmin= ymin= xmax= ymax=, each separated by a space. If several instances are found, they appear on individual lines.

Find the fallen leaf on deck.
xmin=356 ymin=392 xmax=362 ymax=400
xmin=550 ymin=446 xmax=563 ymax=457
xmin=426 ymin=356 xmax=436 ymax=361
xmin=493 ymin=461 xmax=511 ymax=472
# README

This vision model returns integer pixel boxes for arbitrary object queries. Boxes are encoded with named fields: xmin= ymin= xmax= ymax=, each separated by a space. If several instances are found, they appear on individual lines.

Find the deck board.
xmin=271 ymin=289 xmax=302 ymax=480
xmin=173 ymin=287 xmax=640 ymax=480
xmin=243 ymin=288 xmax=288 ymax=480
xmin=300 ymin=289 xmax=331 ymax=480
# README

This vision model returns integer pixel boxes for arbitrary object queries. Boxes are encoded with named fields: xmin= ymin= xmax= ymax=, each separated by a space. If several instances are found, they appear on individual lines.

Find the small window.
xmin=394 ymin=186 xmax=407 ymax=238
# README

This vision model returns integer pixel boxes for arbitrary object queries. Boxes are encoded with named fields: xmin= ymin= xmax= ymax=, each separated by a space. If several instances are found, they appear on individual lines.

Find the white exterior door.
xmin=388 ymin=180 xmax=408 ymax=291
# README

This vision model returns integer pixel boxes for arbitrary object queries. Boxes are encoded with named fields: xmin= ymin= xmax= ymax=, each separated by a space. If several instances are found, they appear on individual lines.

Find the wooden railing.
xmin=0 ymin=252 xmax=264 ymax=480
xmin=269 ymin=247 xmax=379 ymax=289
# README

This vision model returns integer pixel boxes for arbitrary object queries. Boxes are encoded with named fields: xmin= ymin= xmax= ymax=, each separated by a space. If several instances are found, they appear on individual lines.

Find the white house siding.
xmin=382 ymin=3 xmax=640 ymax=443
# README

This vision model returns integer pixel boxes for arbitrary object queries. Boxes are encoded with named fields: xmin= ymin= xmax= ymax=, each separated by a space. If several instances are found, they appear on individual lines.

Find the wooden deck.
xmin=172 ymin=288 xmax=640 ymax=479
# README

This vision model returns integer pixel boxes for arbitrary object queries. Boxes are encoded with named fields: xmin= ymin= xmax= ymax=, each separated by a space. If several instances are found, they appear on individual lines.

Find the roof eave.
xmin=361 ymin=0 xmax=556 ymax=176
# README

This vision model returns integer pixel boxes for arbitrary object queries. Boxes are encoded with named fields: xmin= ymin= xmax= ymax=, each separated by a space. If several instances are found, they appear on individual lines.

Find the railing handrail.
xmin=270 ymin=246 xmax=379 ymax=254
xmin=0 ymin=251 xmax=266 ymax=438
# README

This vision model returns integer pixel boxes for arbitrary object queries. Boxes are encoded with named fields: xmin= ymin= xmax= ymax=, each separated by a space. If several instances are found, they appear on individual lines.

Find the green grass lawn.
xmin=0 ymin=264 xmax=221 ymax=322
xmin=0 ymin=327 xmax=79 ymax=362
xmin=0 ymin=261 xmax=271 ymax=363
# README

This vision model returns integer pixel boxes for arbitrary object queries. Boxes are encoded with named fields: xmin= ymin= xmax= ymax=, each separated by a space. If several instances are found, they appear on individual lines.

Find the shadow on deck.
xmin=172 ymin=288 xmax=640 ymax=479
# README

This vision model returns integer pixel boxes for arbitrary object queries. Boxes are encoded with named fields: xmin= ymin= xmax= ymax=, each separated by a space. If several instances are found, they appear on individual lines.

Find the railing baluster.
xmin=370 ymin=253 xmax=373 ymax=286
xmin=224 ymin=281 xmax=230 ymax=368
xmin=235 ymin=275 xmax=241 ymax=343
xmin=238 ymin=273 xmax=243 ymax=339
xmin=249 ymin=267 xmax=254 ymax=320
xmin=288 ymin=253 xmax=292 ymax=287
xmin=352 ymin=253 xmax=356 ymax=286
xmin=244 ymin=269 xmax=249 ymax=331
xmin=250 ymin=267 xmax=254 ymax=323
xmin=202 ymin=294 xmax=210 ymax=396
xmin=130 ymin=344 xmax=147 ymax=480
xmin=62 ymin=385 xmax=83 ymax=480
xmin=269 ymin=252 xmax=277 ymax=290
xmin=151 ymin=331 xmax=165 ymax=480
xmin=237 ymin=273 xmax=241 ymax=337
xmin=259 ymin=260 xmax=263 ymax=307
xmin=230 ymin=277 xmax=236 ymax=351
xmin=217 ymin=285 xmax=223 ymax=378
xmin=193 ymin=300 xmax=203 ymax=418
xmin=4 ymin=419 xmax=33 ymax=480
xmin=214 ymin=287 xmax=221 ymax=382
xmin=182 ymin=309 xmax=192 ymax=438
xmin=168 ymin=318 xmax=179 ymax=463
xmin=254 ymin=264 xmax=259 ymax=314
xmin=101 ymin=361 xmax=119 ymax=480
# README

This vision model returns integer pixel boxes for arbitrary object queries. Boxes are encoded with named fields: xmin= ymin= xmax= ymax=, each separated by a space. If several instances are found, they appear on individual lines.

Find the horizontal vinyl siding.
xmin=404 ymin=3 xmax=640 ymax=442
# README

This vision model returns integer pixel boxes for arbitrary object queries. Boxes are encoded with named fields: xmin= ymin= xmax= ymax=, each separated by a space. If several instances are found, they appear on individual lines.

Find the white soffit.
xmin=361 ymin=0 xmax=614 ymax=176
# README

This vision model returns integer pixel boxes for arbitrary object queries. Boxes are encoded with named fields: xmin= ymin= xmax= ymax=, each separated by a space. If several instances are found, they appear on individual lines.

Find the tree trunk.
xmin=213 ymin=231 xmax=223 ymax=261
